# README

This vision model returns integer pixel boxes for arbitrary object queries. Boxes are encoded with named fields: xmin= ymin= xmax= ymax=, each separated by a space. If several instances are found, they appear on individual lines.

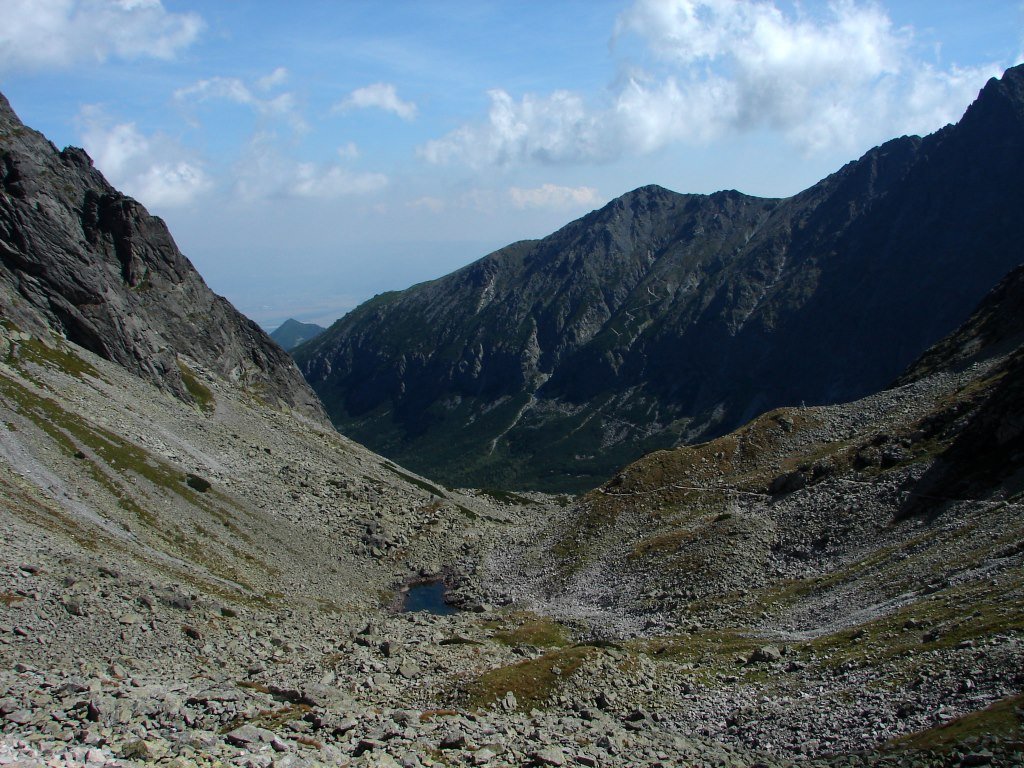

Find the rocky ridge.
xmin=297 ymin=64 xmax=1024 ymax=492
xmin=0 ymin=93 xmax=324 ymax=421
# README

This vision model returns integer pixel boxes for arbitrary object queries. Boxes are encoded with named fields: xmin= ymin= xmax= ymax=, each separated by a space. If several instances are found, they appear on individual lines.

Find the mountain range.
xmin=296 ymin=64 xmax=1024 ymax=492
xmin=1 ymin=67 xmax=1024 ymax=768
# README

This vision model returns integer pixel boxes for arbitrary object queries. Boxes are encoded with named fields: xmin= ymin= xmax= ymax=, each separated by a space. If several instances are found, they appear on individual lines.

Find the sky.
xmin=1 ymin=1 xmax=1022 ymax=329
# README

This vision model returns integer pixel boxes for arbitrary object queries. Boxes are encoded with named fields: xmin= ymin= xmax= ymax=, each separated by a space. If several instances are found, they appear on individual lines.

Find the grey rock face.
xmin=298 ymin=64 xmax=1024 ymax=492
xmin=0 ymin=92 xmax=327 ymax=423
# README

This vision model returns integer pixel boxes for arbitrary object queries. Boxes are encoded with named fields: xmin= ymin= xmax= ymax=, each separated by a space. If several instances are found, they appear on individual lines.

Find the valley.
xmin=1 ymin=63 xmax=1023 ymax=768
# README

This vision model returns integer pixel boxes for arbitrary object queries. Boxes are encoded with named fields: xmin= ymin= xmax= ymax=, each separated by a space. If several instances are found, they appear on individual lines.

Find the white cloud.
xmin=420 ymin=89 xmax=609 ymax=167
xmin=257 ymin=66 xmax=289 ymax=91
xmin=613 ymin=0 xmax=1002 ymax=153
xmin=409 ymin=196 xmax=445 ymax=213
xmin=174 ymin=72 xmax=306 ymax=132
xmin=336 ymin=142 xmax=360 ymax=160
xmin=0 ymin=0 xmax=202 ymax=72
xmin=422 ymin=0 xmax=1007 ymax=166
xmin=895 ymin=63 xmax=1003 ymax=136
xmin=77 ymin=105 xmax=210 ymax=208
xmin=290 ymin=163 xmax=388 ymax=199
xmin=232 ymin=133 xmax=387 ymax=202
xmin=508 ymin=184 xmax=600 ymax=210
xmin=335 ymin=83 xmax=418 ymax=121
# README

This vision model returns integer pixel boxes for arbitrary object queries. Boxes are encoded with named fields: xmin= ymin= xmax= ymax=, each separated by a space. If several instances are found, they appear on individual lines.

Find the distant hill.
xmin=296 ymin=64 xmax=1024 ymax=492
xmin=271 ymin=318 xmax=326 ymax=351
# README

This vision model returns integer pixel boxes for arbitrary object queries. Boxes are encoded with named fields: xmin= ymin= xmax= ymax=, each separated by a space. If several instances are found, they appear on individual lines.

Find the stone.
xmin=63 ymin=599 xmax=87 ymax=617
xmin=532 ymin=746 xmax=566 ymax=766
xmin=332 ymin=718 xmax=358 ymax=735
xmin=224 ymin=723 xmax=277 ymax=747
xmin=439 ymin=730 xmax=468 ymax=750
xmin=472 ymin=747 xmax=497 ymax=765
xmin=120 ymin=739 xmax=159 ymax=761
xmin=353 ymin=738 xmax=386 ymax=756
xmin=748 ymin=645 xmax=783 ymax=664
xmin=158 ymin=590 xmax=194 ymax=611
xmin=962 ymin=750 xmax=995 ymax=766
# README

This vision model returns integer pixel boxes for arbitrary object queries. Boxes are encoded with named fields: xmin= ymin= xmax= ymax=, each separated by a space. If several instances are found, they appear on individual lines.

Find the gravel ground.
xmin=1 ymin=325 xmax=1022 ymax=767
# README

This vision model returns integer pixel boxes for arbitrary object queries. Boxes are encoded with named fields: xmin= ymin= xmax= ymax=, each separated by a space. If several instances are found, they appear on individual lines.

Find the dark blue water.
xmin=401 ymin=580 xmax=458 ymax=615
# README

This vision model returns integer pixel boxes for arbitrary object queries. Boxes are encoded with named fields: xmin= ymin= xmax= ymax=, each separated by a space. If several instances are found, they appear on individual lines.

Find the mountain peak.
xmin=955 ymin=62 xmax=1024 ymax=137
xmin=271 ymin=318 xmax=327 ymax=351
xmin=298 ymin=64 xmax=1024 ymax=491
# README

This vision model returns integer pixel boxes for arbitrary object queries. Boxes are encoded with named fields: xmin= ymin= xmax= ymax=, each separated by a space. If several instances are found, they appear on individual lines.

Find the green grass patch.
xmin=638 ymin=629 xmax=761 ymax=678
xmin=805 ymin=580 xmax=1024 ymax=673
xmin=464 ymin=646 xmax=600 ymax=711
xmin=889 ymin=694 xmax=1023 ymax=752
xmin=382 ymin=463 xmax=447 ymax=498
xmin=489 ymin=613 xmax=569 ymax=648
xmin=178 ymin=361 xmax=215 ymax=412
xmin=7 ymin=334 xmax=102 ymax=381
xmin=479 ymin=488 xmax=539 ymax=505
xmin=0 ymin=369 xmax=269 ymax=591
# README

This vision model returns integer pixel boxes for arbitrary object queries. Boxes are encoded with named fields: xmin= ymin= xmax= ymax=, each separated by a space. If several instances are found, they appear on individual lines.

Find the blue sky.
xmin=1 ymin=1 xmax=1022 ymax=329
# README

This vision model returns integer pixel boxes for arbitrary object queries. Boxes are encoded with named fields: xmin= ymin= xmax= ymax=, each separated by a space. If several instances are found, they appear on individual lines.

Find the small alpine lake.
xmin=400 ymin=579 xmax=458 ymax=615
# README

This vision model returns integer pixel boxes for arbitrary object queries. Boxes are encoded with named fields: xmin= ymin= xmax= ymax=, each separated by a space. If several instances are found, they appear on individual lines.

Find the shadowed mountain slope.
xmin=298 ymin=64 xmax=1024 ymax=492
xmin=470 ymin=258 xmax=1024 ymax=761
xmin=0 ymin=93 xmax=326 ymax=422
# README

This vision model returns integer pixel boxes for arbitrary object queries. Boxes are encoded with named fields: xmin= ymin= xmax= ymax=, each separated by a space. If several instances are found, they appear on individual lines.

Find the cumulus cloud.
xmin=0 ymin=0 xmax=202 ymax=72
xmin=420 ymin=89 xmax=608 ymax=167
xmin=77 ymin=105 xmax=210 ymax=208
xmin=508 ymin=184 xmax=600 ymax=209
xmin=232 ymin=134 xmax=387 ymax=202
xmin=174 ymin=71 xmax=306 ymax=132
xmin=614 ymin=0 xmax=1001 ymax=152
xmin=421 ymin=0 xmax=1006 ymax=166
xmin=335 ymin=83 xmax=418 ymax=121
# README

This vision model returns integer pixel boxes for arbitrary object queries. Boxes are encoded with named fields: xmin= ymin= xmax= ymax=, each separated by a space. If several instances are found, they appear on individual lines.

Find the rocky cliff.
xmin=0 ymin=93 xmax=327 ymax=422
xmin=297 ymin=64 xmax=1024 ymax=492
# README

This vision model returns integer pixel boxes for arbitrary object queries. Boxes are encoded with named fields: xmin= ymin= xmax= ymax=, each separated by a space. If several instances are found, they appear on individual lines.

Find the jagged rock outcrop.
xmin=298 ymin=64 xmax=1024 ymax=491
xmin=0 ymin=93 xmax=327 ymax=422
